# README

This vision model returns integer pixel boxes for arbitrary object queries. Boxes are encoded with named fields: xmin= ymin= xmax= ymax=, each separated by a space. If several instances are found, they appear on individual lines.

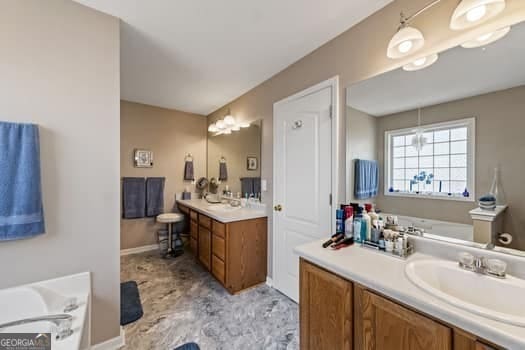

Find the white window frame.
xmin=384 ymin=117 xmax=475 ymax=202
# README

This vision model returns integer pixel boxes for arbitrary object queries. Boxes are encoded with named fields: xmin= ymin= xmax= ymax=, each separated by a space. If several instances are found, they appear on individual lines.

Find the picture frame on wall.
xmin=247 ymin=156 xmax=258 ymax=171
xmin=134 ymin=149 xmax=153 ymax=168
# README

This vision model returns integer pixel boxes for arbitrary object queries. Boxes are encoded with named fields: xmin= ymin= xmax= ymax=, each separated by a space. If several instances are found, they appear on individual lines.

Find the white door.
xmin=273 ymin=82 xmax=334 ymax=302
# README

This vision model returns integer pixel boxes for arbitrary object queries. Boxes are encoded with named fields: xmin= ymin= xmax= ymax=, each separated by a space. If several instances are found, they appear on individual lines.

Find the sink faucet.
xmin=458 ymin=252 xmax=507 ymax=278
xmin=0 ymin=314 xmax=73 ymax=340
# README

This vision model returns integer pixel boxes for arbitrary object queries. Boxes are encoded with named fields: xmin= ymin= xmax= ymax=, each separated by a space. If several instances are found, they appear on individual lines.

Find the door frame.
xmin=272 ymin=76 xmax=340 ymax=293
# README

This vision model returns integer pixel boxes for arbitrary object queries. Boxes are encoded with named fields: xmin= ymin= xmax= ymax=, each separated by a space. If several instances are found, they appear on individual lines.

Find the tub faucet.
xmin=0 ymin=314 xmax=73 ymax=340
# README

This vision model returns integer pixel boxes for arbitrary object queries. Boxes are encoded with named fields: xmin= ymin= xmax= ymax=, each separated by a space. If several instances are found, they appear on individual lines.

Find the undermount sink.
xmin=405 ymin=259 xmax=525 ymax=326
xmin=205 ymin=204 xmax=242 ymax=212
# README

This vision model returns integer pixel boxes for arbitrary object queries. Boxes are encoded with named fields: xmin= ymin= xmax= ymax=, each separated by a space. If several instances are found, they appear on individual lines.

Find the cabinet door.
xmin=300 ymin=259 xmax=352 ymax=350
xmin=198 ymin=227 xmax=211 ymax=270
xmin=355 ymin=286 xmax=451 ymax=350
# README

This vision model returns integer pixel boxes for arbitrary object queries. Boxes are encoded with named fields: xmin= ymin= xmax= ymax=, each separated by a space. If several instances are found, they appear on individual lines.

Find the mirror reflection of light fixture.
xmin=403 ymin=53 xmax=439 ymax=71
xmin=231 ymin=125 xmax=241 ymax=131
xmin=239 ymin=122 xmax=250 ymax=128
xmin=387 ymin=1 xmax=441 ymax=59
xmin=208 ymin=123 xmax=218 ymax=132
xmin=450 ymin=0 xmax=506 ymax=30
xmin=461 ymin=26 xmax=510 ymax=48
xmin=411 ymin=108 xmax=427 ymax=152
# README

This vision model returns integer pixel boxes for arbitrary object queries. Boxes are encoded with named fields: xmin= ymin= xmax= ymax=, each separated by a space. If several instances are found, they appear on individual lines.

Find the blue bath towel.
xmin=122 ymin=177 xmax=146 ymax=219
xmin=354 ymin=159 xmax=379 ymax=200
xmin=146 ymin=177 xmax=165 ymax=217
xmin=0 ymin=121 xmax=45 ymax=241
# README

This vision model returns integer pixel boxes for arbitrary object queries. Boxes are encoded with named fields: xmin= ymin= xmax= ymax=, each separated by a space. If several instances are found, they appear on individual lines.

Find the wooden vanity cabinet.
xmin=179 ymin=204 xmax=267 ymax=294
xmin=299 ymin=259 xmax=504 ymax=350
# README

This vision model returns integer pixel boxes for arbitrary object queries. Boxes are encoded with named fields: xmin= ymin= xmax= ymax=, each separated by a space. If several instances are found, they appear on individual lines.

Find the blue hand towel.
xmin=122 ymin=177 xmax=146 ymax=219
xmin=219 ymin=162 xmax=228 ymax=181
xmin=184 ymin=160 xmax=194 ymax=181
xmin=354 ymin=159 xmax=379 ymax=200
xmin=240 ymin=177 xmax=254 ymax=196
xmin=0 ymin=121 xmax=45 ymax=241
xmin=146 ymin=177 xmax=165 ymax=217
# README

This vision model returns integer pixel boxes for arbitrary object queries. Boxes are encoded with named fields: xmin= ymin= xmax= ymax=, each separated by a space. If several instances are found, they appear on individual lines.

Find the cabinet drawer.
xmin=190 ymin=237 xmax=198 ymax=255
xmin=199 ymin=215 xmax=212 ymax=230
xmin=212 ymin=220 xmax=226 ymax=238
xmin=212 ymin=234 xmax=225 ymax=261
xmin=190 ymin=210 xmax=198 ymax=222
xmin=178 ymin=204 xmax=189 ymax=215
xmin=212 ymin=254 xmax=225 ymax=284
xmin=198 ymin=228 xmax=211 ymax=270
xmin=190 ymin=221 xmax=198 ymax=239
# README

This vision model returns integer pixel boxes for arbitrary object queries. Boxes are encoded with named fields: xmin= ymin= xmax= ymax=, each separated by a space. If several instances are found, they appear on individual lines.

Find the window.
xmin=385 ymin=118 xmax=475 ymax=201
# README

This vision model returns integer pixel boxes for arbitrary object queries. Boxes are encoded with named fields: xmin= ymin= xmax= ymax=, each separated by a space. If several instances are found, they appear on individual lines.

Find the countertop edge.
xmin=176 ymin=199 xmax=267 ymax=223
xmin=294 ymin=241 xmax=525 ymax=350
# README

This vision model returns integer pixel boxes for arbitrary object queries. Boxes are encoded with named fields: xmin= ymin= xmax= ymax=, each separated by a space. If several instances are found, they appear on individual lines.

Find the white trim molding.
xmin=120 ymin=244 xmax=159 ymax=256
xmin=90 ymin=327 xmax=125 ymax=350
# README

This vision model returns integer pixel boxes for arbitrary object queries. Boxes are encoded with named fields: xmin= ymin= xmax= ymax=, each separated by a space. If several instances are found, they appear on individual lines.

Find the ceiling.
xmin=74 ymin=0 xmax=392 ymax=115
xmin=346 ymin=21 xmax=525 ymax=117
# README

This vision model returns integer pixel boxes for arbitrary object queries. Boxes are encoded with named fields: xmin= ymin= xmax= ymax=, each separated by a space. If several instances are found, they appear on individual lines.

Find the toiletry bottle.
xmin=336 ymin=209 xmax=344 ymax=234
xmin=344 ymin=207 xmax=354 ymax=238
xmin=353 ymin=208 xmax=363 ymax=243
xmin=362 ymin=207 xmax=371 ymax=241
xmin=368 ymin=205 xmax=378 ymax=227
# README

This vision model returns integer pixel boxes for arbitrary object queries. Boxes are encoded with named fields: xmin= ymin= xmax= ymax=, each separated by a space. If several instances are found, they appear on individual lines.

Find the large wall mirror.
xmin=345 ymin=20 xmax=525 ymax=256
xmin=207 ymin=120 xmax=262 ymax=197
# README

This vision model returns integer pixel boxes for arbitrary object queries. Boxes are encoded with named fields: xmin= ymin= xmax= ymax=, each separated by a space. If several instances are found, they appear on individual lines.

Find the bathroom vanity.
xmin=295 ymin=240 xmax=525 ymax=350
xmin=177 ymin=199 xmax=267 ymax=294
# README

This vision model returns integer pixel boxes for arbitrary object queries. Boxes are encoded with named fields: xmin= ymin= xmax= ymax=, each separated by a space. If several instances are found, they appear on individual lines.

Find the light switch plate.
xmin=261 ymin=179 xmax=267 ymax=192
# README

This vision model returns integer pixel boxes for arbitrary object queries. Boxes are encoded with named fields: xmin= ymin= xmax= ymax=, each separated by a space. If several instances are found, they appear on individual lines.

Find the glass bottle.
xmin=489 ymin=167 xmax=506 ymax=206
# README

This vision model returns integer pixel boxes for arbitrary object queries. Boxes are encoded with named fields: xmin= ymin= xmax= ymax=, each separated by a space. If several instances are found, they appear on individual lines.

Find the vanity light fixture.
xmin=224 ymin=109 xmax=236 ymax=126
xmin=231 ymin=125 xmax=241 ymax=131
xmin=411 ymin=108 xmax=428 ymax=152
xmin=215 ymin=119 xmax=226 ymax=130
xmin=239 ymin=122 xmax=250 ymax=128
xmin=461 ymin=26 xmax=510 ymax=48
xmin=208 ymin=123 xmax=218 ymax=132
xmin=403 ymin=53 xmax=439 ymax=71
xmin=387 ymin=0 xmax=442 ymax=59
xmin=450 ymin=0 xmax=506 ymax=30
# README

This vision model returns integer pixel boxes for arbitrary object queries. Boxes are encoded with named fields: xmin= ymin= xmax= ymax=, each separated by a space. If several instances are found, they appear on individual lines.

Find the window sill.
xmin=384 ymin=191 xmax=475 ymax=202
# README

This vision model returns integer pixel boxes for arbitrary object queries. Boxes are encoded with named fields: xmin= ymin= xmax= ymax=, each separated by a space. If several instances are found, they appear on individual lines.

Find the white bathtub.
xmin=383 ymin=213 xmax=474 ymax=242
xmin=0 ymin=272 xmax=91 ymax=350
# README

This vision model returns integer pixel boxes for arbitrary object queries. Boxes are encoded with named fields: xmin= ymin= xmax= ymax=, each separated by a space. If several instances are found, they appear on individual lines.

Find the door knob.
xmin=274 ymin=204 xmax=282 ymax=212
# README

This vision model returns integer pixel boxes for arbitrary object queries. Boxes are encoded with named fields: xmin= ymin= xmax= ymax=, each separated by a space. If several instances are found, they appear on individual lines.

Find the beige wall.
xmin=207 ymin=122 xmax=262 ymax=194
xmin=120 ymin=101 xmax=207 ymax=250
xmin=207 ymin=0 xmax=525 ymax=277
xmin=375 ymin=86 xmax=525 ymax=250
xmin=0 ymin=0 xmax=120 ymax=344
xmin=346 ymin=107 xmax=378 ymax=202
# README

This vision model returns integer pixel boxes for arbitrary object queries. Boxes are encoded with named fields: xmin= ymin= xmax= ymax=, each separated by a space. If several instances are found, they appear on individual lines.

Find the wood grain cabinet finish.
xmin=300 ymin=259 xmax=353 ymax=350
xmin=355 ymin=285 xmax=451 ymax=350
xmin=178 ymin=204 xmax=267 ymax=294
xmin=299 ymin=260 xmax=504 ymax=350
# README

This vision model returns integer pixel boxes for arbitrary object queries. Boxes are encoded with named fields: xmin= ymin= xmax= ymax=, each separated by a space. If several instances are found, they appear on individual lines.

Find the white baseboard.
xmin=266 ymin=276 xmax=274 ymax=287
xmin=120 ymin=244 xmax=159 ymax=256
xmin=90 ymin=327 xmax=125 ymax=350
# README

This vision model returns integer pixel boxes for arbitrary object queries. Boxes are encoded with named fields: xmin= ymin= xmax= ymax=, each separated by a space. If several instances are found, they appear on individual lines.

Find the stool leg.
xmin=167 ymin=223 xmax=173 ymax=254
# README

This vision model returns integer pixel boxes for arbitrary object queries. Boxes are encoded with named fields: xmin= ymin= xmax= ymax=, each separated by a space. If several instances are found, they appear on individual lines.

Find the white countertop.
xmin=294 ymin=240 xmax=525 ymax=349
xmin=176 ymin=199 xmax=267 ymax=223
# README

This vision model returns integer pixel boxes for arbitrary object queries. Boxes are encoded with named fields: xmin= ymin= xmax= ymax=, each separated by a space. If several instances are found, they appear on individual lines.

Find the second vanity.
xmin=295 ymin=238 xmax=525 ymax=350
xmin=177 ymin=199 xmax=267 ymax=294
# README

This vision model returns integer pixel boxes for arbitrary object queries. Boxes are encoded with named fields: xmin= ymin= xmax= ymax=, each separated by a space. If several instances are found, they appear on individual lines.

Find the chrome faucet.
xmin=0 ymin=314 xmax=73 ymax=340
xmin=458 ymin=252 xmax=507 ymax=278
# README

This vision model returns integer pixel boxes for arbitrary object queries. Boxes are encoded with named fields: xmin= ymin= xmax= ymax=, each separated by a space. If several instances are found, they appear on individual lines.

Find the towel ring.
xmin=220 ymin=156 xmax=226 ymax=163
xmin=185 ymin=153 xmax=193 ymax=162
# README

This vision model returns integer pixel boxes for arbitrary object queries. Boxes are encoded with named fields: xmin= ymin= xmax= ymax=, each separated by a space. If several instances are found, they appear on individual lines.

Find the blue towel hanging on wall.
xmin=0 ymin=121 xmax=45 ymax=241
xmin=354 ymin=159 xmax=379 ymax=200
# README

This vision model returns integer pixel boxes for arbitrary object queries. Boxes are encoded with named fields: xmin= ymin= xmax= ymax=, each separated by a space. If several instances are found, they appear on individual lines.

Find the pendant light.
xmin=411 ymin=108 xmax=427 ymax=152
xmin=450 ymin=0 xmax=506 ymax=30
xmin=403 ymin=53 xmax=439 ymax=71
xmin=387 ymin=1 xmax=442 ymax=59
xmin=387 ymin=18 xmax=425 ymax=59
xmin=461 ymin=26 xmax=510 ymax=48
